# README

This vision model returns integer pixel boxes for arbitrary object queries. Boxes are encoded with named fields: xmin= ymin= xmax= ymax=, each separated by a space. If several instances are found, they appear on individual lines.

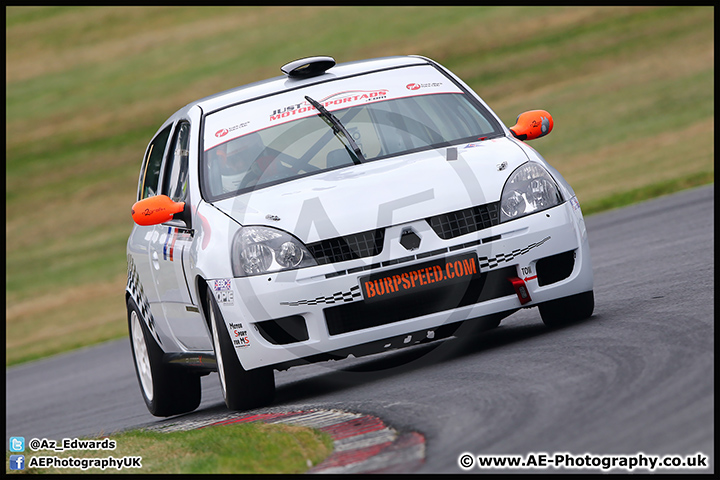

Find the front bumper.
xmin=214 ymin=198 xmax=593 ymax=370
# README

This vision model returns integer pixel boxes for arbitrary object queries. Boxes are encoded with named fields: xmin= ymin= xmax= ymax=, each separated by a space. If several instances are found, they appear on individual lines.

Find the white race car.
xmin=127 ymin=55 xmax=593 ymax=416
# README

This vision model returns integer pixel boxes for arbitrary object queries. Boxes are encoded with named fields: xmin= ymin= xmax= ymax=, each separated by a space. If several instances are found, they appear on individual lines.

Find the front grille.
xmin=427 ymin=202 xmax=500 ymax=240
xmin=307 ymin=202 xmax=499 ymax=265
xmin=324 ymin=265 xmax=516 ymax=335
xmin=307 ymin=229 xmax=385 ymax=265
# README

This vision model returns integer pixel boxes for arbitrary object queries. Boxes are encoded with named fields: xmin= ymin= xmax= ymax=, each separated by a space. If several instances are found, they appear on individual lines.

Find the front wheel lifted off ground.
xmin=207 ymin=286 xmax=275 ymax=411
xmin=127 ymin=297 xmax=201 ymax=417
xmin=539 ymin=290 xmax=595 ymax=329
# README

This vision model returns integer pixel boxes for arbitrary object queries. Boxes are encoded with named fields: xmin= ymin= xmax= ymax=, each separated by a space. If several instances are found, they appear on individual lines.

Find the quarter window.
xmin=162 ymin=122 xmax=191 ymax=203
xmin=139 ymin=125 xmax=172 ymax=200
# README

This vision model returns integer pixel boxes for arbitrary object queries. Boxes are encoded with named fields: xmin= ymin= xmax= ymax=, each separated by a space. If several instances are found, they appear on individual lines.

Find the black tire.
xmin=127 ymin=297 xmax=201 ymax=417
xmin=207 ymin=287 xmax=275 ymax=410
xmin=539 ymin=290 xmax=595 ymax=329
xmin=478 ymin=316 xmax=502 ymax=331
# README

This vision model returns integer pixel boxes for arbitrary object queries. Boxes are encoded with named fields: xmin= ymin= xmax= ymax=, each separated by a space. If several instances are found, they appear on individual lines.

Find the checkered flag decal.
xmin=280 ymin=285 xmax=362 ymax=307
xmin=126 ymin=256 xmax=161 ymax=345
xmin=282 ymin=236 xmax=550 ymax=306
xmin=478 ymin=236 xmax=551 ymax=270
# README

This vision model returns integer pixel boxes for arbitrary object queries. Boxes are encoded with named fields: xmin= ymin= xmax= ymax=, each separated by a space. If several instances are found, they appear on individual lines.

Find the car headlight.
xmin=500 ymin=163 xmax=562 ymax=223
xmin=231 ymin=226 xmax=317 ymax=277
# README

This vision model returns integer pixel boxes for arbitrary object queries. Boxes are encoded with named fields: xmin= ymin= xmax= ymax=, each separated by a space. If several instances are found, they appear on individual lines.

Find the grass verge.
xmin=580 ymin=172 xmax=714 ymax=216
xmin=6 ymin=422 xmax=334 ymax=474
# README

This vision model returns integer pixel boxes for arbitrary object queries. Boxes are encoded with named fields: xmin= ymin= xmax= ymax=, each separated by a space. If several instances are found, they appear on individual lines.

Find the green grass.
xmin=5 ymin=6 xmax=714 ymax=366
xmin=580 ymin=171 xmax=714 ymax=216
xmin=5 ymin=422 xmax=334 ymax=474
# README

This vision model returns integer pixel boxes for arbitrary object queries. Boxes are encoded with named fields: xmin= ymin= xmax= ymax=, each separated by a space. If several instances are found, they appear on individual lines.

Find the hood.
xmin=212 ymin=137 xmax=529 ymax=243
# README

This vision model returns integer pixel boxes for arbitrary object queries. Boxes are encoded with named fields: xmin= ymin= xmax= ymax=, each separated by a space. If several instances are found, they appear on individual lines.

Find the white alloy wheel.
xmin=206 ymin=286 xmax=275 ymax=410
xmin=127 ymin=296 xmax=201 ymax=416
xmin=131 ymin=310 xmax=154 ymax=401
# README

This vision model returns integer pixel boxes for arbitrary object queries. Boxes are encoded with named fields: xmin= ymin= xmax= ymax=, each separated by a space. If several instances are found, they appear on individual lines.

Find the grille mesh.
xmin=426 ymin=202 xmax=500 ymax=240
xmin=306 ymin=202 xmax=499 ymax=265
xmin=307 ymin=229 xmax=385 ymax=265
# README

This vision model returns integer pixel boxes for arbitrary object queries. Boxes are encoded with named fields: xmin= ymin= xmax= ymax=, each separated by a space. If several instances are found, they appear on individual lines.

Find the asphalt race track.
xmin=6 ymin=185 xmax=714 ymax=473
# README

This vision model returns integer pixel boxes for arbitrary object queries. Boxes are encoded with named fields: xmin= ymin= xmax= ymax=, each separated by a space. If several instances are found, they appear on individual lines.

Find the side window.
xmin=162 ymin=122 xmax=191 ymax=203
xmin=139 ymin=125 xmax=172 ymax=200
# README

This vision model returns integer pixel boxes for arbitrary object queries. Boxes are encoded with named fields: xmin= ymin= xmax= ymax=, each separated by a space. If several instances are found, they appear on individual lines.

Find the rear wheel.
xmin=539 ymin=290 xmax=594 ymax=328
xmin=127 ymin=297 xmax=201 ymax=416
xmin=207 ymin=287 xmax=275 ymax=410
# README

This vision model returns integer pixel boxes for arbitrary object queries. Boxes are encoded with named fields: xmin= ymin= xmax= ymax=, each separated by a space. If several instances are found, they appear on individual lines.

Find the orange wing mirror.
xmin=131 ymin=195 xmax=185 ymax=226
xmin=509 ymin=110 xmax=553 ymax=141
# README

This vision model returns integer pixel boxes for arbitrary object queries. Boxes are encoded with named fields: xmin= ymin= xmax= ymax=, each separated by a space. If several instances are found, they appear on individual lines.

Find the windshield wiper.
xmin=305 ymin=95 xmax=365 ymax=164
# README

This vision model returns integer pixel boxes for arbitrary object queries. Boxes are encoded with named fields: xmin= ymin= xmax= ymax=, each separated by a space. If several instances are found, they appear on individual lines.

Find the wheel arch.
xmin=195 ymin=276 xmax=213 ymax=332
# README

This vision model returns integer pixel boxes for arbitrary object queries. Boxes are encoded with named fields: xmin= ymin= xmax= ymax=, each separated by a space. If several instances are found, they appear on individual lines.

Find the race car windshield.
xmin=202 ymin=72 xmax=501 ymax=200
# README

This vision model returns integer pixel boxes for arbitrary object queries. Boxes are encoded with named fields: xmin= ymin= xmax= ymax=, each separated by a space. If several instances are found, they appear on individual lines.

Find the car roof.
xmin=173 ymin=55 xmax=432 ymax=119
